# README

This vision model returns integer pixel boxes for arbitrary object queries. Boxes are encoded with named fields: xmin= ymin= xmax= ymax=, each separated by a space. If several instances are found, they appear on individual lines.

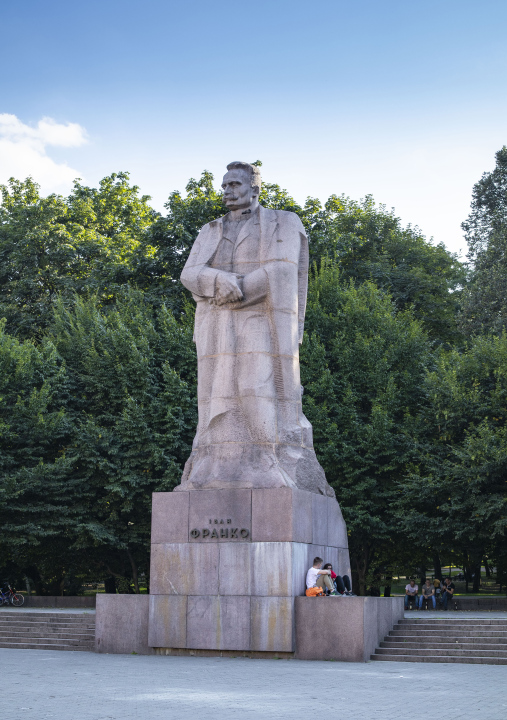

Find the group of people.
xmin=405 ymin=577 xmax=456 ymax=610
xmin=305 ymin=557 xmax=356 ymax=596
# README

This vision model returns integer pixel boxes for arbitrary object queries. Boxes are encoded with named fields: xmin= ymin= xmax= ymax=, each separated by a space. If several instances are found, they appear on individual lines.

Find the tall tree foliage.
xmin=460 ymin=147 xmax=507 ymax=336
xmin=0 ymin=173 xmax=156 ymax=339
xmin=301 ymin=262 xmax=431 ymax=593
xmin=398 ymin=333 xmax=507 ymax=591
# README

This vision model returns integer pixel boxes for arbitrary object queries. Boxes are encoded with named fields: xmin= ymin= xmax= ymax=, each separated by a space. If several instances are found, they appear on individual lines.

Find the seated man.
xmin=404 ymin=579 xmax=418 ymax=609
xmin=306 ymin=557 xmax=337 ymax=596
xmin=442 ymin=577 xmax=456 ymax=610
xmin=418 ymin=578 xmax=436 ymax=609
xmin=322 ymin=563 xmax=356 ymax=596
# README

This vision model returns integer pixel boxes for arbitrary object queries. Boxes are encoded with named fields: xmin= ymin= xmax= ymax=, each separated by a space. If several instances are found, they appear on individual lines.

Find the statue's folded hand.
xmin=212 ymin=273 xmax=244 ymax=306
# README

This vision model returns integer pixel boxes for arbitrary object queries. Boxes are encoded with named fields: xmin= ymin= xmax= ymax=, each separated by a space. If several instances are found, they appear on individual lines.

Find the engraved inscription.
xmin=189 ymin=518 xmax=250 ymax=541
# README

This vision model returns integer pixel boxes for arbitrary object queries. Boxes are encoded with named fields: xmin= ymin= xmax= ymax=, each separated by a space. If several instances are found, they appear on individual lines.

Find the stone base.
xmin=149 ymin=487 xmax=350 ymax=653
xmin=95 ymin=594 xmax=154 ymax=655
xmin=153 ymin=647 xmax=294 ymax=659
xmin=295 ymin=596 xmax=404 ymax=662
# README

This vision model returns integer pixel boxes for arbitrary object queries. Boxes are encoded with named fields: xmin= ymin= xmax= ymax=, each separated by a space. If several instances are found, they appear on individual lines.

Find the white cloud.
xmin=0 ymin=113 xmax=87 ymax=194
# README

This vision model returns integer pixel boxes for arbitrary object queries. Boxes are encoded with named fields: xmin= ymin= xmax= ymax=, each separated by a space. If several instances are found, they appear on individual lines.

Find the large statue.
xmin=178 ymin=161 xmax=334 ymax=496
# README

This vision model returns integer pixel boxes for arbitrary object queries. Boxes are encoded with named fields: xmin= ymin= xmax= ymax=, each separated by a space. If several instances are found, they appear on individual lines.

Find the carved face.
xmin=222 ymin=169 xmax=257 ymax=210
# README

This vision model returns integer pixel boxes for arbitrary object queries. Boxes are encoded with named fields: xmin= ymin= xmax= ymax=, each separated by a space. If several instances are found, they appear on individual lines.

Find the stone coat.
xmin=178 ymin=205 xmax=334 ymax=496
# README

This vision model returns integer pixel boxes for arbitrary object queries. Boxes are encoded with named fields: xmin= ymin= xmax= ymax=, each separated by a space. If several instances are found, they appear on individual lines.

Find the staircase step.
xmin=398 ymin=613 xmax=507 ymax=625
xmin=390 ymin=630 xmax=507 ymax=638
xmin=0 ymin=612 xmax=94 ymax=619
xmin=381 ymin=640 xmax=507 ymax=651
xmin=1 ymin=630 xmax=94 ymax=640
xmin=0 ymin=611 xmax=95 ymax=652
xmin=375 ymin=646 xmax=507 ymax=658
xmin=0 ymin=634 xmax=94 ymax=645
xmin=0 ymin=641 xmax=93 ymax=651
xmin=371 ymin=653 xmax=507 ymax=665
xmin=372 ymin=617 xmax=507 ymax=665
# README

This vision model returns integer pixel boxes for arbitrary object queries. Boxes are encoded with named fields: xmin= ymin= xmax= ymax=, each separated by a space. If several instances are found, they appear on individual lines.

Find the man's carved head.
xmin=222 ymin=161 xmax=262 ymax=210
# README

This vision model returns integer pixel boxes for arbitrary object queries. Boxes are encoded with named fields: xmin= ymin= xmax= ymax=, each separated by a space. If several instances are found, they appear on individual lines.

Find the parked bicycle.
xmin=0 ymin=584 xmax=24 ymax=606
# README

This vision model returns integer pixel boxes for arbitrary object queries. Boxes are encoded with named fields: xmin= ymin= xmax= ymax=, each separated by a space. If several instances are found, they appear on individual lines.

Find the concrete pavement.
xmin=3 ymin=646 xmax=507 ymax=720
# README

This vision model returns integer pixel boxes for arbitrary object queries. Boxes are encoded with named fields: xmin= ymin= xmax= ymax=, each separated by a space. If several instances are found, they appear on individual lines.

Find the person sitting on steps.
xmin=442 ymin=577 xmax=456 ymax=610
xmin=404 ymin=579 xmax=418 ymax=610
xmin=322 ymin=563 xmax=355 ymax=596
xmin=418 ymin=578 xmax=436 ymax=610
xmin=306 ymin=557 xmax=338 ymax=595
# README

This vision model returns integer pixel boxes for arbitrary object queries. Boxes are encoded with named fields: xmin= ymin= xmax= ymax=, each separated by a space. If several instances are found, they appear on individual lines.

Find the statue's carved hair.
xmin=226 ymin=161 xmax=262 ymax=194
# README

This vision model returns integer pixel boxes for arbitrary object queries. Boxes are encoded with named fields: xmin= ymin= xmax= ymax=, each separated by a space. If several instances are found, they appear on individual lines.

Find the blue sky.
xmin=1 ymin=0 xmax=507 ymax=255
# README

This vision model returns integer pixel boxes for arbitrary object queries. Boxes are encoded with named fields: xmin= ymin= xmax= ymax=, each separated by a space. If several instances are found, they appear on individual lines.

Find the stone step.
xmin=375 ymin=640 xmax=507 ymax=657
xmin=398 ymin=611 xmax=507 ymax=625
xmin=371 ymin=653 xmax=507 ymax=665
xmin=0 ymin=634 xmax=94 ymax=645
xmin=381 ymin=640 xmax=507 ymax=650
xmin=373 ymin=618 xmax=507 ymax=665
xmin=0 ymin=612 xmax=94 ymax=619
xmin=0 ymin=615 xmax=94 ymax=622
xmin=398 ymin=621 xmax=507 ymax=628
xmin=0 ymin=621 xmax=95 ymax=630
xmin=0 ymin=641 xmax=93 ymax=651
xmin=375 ymin=646 xmax=507 ymax=659
xmin=0 ymin=619 xmax=94 ymax=626
xmin=1 ymin=629 xmax=95 ymax=639
xmin=0 ymin=611 xmax=96 ymax=652
xmin=390 ymin=629 xmax=507 ymax=638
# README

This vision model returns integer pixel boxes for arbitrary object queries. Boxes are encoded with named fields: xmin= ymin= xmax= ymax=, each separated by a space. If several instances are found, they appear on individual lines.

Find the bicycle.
xmin=0 ymin=584 xmax=25 ymax=607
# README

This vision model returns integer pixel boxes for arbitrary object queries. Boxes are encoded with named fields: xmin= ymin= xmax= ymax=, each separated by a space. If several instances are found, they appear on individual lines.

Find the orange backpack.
xmin=305 ymin=587 xmax=324 ymax=597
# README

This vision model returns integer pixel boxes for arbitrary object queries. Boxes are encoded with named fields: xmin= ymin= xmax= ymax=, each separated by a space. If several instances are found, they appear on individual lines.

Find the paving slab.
xmin=2 ymin=647 xmax=507 ymax=720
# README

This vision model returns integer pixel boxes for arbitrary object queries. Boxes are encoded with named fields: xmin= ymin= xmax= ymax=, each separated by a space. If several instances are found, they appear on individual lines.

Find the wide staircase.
xmin=371 ymin=616 xmax=507 ymax=664
xmin=0 ymin=611 xmax=95 ymax=651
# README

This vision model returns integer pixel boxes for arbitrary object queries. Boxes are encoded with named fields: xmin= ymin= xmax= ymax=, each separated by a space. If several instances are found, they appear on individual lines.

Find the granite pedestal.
xmin=148 ymin=487 xmax=350 ymax=654
xmin=295 ymin=596 xmax=404 ymax=661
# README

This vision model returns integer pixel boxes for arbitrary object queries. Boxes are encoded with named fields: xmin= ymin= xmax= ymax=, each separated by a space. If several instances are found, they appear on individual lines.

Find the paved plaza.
xmin=3 ymin=640 xmax=507 ymax=720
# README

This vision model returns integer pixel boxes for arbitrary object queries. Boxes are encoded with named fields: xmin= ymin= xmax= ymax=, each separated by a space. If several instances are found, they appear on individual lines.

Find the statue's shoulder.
xmin=197 ymin=216 xmax=223 ymax=235
xmin=261 ymin=206 xmax=305 ymax=229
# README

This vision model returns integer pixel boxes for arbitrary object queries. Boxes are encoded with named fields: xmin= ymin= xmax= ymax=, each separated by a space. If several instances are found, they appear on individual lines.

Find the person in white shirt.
xmin=306 ymin=557 xmax=338 ymax=595
xmin=404 ymin=579 xmax=418 ymax=609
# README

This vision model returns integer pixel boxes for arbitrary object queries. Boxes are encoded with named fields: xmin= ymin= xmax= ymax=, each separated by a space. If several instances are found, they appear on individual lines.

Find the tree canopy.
xmin=1 ymin=156 xmax=505 ymax=596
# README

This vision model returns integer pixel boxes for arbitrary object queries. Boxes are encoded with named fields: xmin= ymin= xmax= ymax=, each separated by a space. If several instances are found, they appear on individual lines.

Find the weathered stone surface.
xmin=311 ymin=493 xmax=328 ymax=546
xmin=294 ymin=596 xmax=404 ymax=661
xmin=337 ymin=547 xmax=352 ymax=579
xmin=218 ymin=542 xmax=252 ymax=595
xmin=150 ymin=543 xmax=219 ymax=596
xmin=147 ymin=487 xmax=351 ymax=654
xmin=148 ymin=595 xmax=187 ymax=648
xmin=186 ymin=596 xmax=251 ymax=651
xmin=176 ymin=161 xmax=334 ymax=497
xmin=250 ymin=542 xmax=292 ymax=596
xmin=151 ymin=492 xmax=189 ymax=544
xmin=188 ymin=488 xmax=252 ymax=542
xmin=251 ymin=488 xmax=312 ymax=543
xmin=251 ymin=597 xmax=294 ymax=652
xmin=327 ymin=497 xmax=348 ymax=548
xmin=291 ymin=543 xmax=309 ymax=597
xmin=95 ymin=594 xmax=153 ymax=655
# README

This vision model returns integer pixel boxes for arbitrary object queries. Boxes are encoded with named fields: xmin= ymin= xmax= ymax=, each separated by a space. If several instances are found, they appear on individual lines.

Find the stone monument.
xmin=148 ymin=162 xmax=350 ymax=655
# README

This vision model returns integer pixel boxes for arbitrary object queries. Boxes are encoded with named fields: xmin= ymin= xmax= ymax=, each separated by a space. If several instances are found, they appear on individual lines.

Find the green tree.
xmin=300 ymin=260 xmax=432 ymax=594
xmin=460 ymin=147 xmax=507 ymax=336
xmin=0 ymin=291 xmax=197 ymax=592
xmin=0 ymin=173 xmax=157 ymax=339
xmin=398 ymin=333 xmax=507 ymax=591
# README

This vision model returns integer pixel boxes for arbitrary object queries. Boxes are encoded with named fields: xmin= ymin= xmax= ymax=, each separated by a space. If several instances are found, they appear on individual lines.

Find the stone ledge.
xmin=95 ymin=595 xmax=153 ymax=655
xmin=295 ymin=596 xmax=404 ymax=662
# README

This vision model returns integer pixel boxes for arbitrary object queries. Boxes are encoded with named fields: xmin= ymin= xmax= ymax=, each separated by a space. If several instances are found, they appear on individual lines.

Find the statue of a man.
xmin=178 ymin=161 xmax=334 ymax=496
